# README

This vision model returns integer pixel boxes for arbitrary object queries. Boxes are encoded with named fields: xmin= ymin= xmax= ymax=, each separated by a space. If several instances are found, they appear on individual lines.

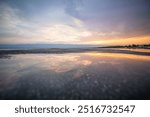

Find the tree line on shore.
xmin=101 ymin=44 xmax=150 ymax=49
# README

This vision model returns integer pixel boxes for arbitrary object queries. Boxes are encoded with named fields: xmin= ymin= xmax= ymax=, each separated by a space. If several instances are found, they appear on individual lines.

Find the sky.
xmin=0 ymin=0 xmax=150 ymax=45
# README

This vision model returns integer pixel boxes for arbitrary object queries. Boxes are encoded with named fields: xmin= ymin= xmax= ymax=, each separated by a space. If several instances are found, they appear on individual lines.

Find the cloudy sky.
xmin=0 ymin=0 xmax=150 ymax=45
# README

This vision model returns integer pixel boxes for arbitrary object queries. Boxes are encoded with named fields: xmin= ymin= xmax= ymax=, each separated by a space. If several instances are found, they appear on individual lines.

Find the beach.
xmin=0 ymin=48 xmax=150 ymax=99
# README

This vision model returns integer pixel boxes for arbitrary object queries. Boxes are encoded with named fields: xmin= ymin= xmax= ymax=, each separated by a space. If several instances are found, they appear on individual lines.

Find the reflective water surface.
xmin=0 ymin=50 xmax=150 ymax=99
xmin=116 ymin=48 xmax=150 ymax=53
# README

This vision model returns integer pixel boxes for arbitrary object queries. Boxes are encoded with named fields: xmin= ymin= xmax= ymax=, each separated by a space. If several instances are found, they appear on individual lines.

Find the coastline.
xmin=0 ymin=47 xmax=150 ymax=57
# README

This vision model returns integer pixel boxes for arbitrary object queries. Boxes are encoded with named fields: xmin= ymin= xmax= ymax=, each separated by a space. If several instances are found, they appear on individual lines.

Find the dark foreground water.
xmin=0 ymin=50 xmax=150 ymax=99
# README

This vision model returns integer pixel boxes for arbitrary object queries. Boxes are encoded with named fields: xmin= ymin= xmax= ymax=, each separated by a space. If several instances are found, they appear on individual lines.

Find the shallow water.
xmin=0 ymin=50 xmax=150 ymax=99
xmin=116 ymin=48 xmax=150 ymax=53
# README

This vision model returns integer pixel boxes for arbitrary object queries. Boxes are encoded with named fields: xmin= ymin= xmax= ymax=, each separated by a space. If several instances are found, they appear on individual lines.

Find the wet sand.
xmin=0 ymin=47 xmax=150 ymax=56
xmin=0 ymin=48 xmax=150 ymax=100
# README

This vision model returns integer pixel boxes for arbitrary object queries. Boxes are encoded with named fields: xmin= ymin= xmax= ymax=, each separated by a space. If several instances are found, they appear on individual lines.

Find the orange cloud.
xmin=85 ymin=35 xmax=150 ymax=45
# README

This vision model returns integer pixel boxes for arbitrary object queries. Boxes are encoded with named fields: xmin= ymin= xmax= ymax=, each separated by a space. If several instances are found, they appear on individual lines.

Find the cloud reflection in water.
xmin=0 ymin=51 xmax=150 ymax=99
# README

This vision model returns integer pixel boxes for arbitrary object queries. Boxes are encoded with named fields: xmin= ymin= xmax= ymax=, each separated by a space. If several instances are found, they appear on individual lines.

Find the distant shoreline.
xmin=0 ymin=47 xmax=150 ymax=57
xmin=100 ymin=44 xmax=150 ymax=49
xmin=0 ymin=44 xmax=149 ymax=50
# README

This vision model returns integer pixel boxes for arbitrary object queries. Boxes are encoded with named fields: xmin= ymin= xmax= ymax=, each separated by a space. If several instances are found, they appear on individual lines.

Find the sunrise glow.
xmin=0 ymin=0 xmax=150 ymax=46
